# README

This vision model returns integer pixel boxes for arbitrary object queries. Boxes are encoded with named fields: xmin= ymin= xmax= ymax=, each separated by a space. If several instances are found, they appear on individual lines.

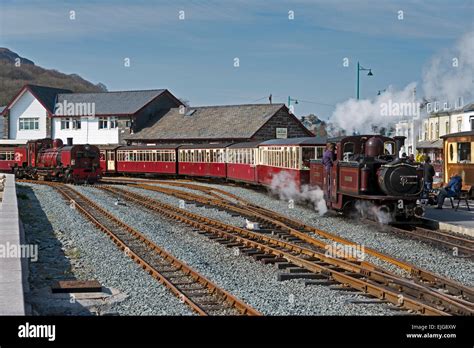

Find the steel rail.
xmin=97 ymin=184 xmax=474 ymax=316
xmin=113 ymin=180 xmax=474 ymax=304
xmin=18 ymin=180 xmax=260 ymax=316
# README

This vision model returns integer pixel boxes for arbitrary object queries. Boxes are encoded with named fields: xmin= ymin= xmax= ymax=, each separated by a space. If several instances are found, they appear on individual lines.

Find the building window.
xmin=435 ymin=123 xmax=439 ymax=138
xmin=471 ymin=117 xmax=474 ymax=131
xmin=445 ymin=121 xmax=449 ymax=134
xmin=19 ymin=117 xmax=39 ymax=130
xmin=72 ymin=118 xmax=81 ymax=130
xmin=110 ymin=116 xmax=118 ymax=129
xmin=457 ymin=119 xmax=462 ymax=132
xmin=61 ymin=118 xmax=70 ymax=130
xmin=99 ymin=117 xmax=108 ymax=129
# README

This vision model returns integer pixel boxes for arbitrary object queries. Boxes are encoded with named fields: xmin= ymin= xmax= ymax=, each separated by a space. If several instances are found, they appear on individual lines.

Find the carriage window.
xmin=458 ymin=142 xmax=471 ymax=163
xmin=316 ymin=147 xmax=324 ymax=159
xmin=301 ymin=147 xmax=315 ymax=169
xmin=449 ymin=143 xmax=454 ymax=162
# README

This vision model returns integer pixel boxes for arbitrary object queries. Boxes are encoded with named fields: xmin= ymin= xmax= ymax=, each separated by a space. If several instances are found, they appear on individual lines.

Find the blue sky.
xmin=0 ymin=0 xmax=472 ymax=119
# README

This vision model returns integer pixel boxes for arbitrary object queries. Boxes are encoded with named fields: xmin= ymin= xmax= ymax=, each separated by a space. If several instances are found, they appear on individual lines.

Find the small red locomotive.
xmin=12 ymin=138 xmax=101 ymax=184
xmin=310 ymin=135 xmax=424 ymax=221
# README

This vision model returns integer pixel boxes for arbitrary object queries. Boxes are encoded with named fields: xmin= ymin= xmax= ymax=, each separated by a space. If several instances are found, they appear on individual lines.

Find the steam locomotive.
xmin=12 ymin=138 xmax=101 ymax=184
xmin=310 ymin=135 xmax=424 ymax=222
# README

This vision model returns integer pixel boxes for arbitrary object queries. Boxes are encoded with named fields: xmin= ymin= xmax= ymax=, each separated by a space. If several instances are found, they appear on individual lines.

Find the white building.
xmin=1 ymin=84 xmax=182 ymax=145
xmin=394 ymin=118 xmax=421 ymax=156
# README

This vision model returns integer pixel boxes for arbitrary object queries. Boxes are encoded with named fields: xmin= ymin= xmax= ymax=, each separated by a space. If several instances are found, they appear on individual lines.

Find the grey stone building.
xmin=126 ymin=103 xmax=313 ymax=144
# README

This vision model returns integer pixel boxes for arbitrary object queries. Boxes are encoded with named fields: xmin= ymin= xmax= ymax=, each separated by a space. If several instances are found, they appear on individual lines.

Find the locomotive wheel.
xmin=13 ymin=168 xmax=23 ymax=179
xmin=342 ymin=201 xmax=356 ymax=216
xmin=65 ymin=172 xmax=73 ymax=184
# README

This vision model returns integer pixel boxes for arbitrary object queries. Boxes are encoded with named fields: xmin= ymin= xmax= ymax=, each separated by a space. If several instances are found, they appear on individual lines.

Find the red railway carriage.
xmin=116 ymin=145 xmax=179 ymax=175
xmin=257 ymin=137 xmax=326 ymax=188
xmin=226 ymin=142 xmax=262 ymax=184
xmin=98 ymin=145 xmax=121 ymax=175
xmin=0 ymin=140 xmax=27 ymax=172
xmin=0 ymin=147 xmax=21 ymax=172
xmin=310 ymin=135 xmax=423 ymax=220
xmin=178 ymin=143 xmax=231 ymax=178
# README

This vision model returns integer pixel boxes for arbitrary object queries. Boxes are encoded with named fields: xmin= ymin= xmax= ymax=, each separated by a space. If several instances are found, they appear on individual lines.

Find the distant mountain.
xmin=0 ymin=48 xmax=107 ymax=106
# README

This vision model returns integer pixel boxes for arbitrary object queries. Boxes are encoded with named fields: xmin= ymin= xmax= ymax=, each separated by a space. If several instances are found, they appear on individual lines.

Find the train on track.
xmin=9 ymin=138 xmax=101 ymax=184
xmin=2 ymin=134 xmax=424 ymax=221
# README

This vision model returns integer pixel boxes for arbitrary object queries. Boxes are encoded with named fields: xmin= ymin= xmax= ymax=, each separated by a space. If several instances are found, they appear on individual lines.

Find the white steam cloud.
xmin=331 ymin=31 xmax=474 ymax=134
xmin=269 ymin=171 xmax=327 ymax=216
xmin=331 ymin=82 xmax=418 ymax=134
xmin=423 ymin=31 xmax=474 ymax=102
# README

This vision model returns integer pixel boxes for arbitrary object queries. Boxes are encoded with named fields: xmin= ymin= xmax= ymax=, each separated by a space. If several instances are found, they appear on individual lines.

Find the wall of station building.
xmin=251 ymin=108 xmax=312 ymax=141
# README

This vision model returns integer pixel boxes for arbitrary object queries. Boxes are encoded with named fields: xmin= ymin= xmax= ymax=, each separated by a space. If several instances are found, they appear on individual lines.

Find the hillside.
xmin=0 ymin=48 xmax=107 ymax=106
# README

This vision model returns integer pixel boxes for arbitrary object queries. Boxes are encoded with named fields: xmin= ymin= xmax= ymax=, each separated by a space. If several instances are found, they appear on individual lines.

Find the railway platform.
xmin=0 ymin=174 xmax=27 ymax=315
xmin=424 ymin=200 xmax=474 ymax=237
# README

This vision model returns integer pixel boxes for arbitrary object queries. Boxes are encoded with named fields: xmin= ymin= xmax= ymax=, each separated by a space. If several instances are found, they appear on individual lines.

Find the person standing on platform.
xmin=422 ymin=156 xmax=435 ymax=200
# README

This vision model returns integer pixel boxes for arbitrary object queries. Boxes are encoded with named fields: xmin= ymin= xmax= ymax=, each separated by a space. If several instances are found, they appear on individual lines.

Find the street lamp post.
xmin=287 ymin=96 xmax=299 ymax=113
xmin=356 ymin=62 xmax=373 ymax=100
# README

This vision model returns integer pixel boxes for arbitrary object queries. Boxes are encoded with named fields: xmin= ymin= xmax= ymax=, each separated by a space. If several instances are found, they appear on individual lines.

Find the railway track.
xmin=388 ymin=225 xmax=474 ymax=258
xmin=94 ymin=183 xmax=474 ymax=316
xmin=101 ymin=177 xmax=474 ymax=305
xmin=18 ymin=180 xmax=260 ymax=316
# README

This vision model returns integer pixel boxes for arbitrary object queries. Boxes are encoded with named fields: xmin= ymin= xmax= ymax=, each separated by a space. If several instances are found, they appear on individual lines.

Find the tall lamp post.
xmin=287 ymin=96 xmax=299 ymax=113
xmin=357 ymin=62 xmax=373 ymax=99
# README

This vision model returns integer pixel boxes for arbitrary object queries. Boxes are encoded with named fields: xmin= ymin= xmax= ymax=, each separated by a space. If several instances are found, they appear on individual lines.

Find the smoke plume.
xmin=331 ymin=31 xmax=474 ymax=134
xmin=422 ymin=30 xmax=474 ymax=103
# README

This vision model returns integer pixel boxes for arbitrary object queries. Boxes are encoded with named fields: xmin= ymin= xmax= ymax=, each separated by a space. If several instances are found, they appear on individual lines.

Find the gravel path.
xmin=17 ymin=183 xmax=194 ymax=316
xmin=145 ymin=180 xmax=474 ymax=287
xmin=74 ymin=185 xmax=398 ymax=315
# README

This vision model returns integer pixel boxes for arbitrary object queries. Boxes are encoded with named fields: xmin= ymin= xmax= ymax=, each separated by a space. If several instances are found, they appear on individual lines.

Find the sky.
xmin=0 ymin=0 xmax=473 ymax=120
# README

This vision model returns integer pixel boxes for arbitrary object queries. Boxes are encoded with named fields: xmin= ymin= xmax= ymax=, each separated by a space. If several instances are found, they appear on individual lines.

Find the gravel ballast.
xmin=140 ymin=180 xmax=474 ymax=287
xmin=17 ymin=183 xmax=194 ymax=316
xmin=73 ymin=185 xmax=398 ymax=315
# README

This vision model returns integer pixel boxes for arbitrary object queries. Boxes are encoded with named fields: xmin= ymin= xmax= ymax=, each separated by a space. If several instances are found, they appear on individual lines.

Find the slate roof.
xmin=55 ymin=89 xmax=168 ymax=116
xmin=28 ymin=85 xmax=73 ymax=113
xmin=440 ymin=131 xmax=474 ymax=139
xmin=127 ymin=104 xmax=287 ymax=141
xmin=416 ymin=139 xmax=443 ymax=149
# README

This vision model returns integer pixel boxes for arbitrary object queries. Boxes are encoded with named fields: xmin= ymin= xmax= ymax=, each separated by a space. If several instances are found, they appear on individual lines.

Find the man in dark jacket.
xmin=423 ymin=156 xmax=435 ymax=190
xmin=322 ymin=143 xmax=335 ymax=199
xmin=435 ymin=174 xmax=462 ymax=209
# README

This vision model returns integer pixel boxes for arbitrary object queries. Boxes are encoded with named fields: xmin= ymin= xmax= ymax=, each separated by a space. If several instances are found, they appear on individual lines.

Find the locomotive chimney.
xmin=393 ymin=136 xmax=406 ymax=154
xmin=67 ymin=137 xmax=73 ymax=146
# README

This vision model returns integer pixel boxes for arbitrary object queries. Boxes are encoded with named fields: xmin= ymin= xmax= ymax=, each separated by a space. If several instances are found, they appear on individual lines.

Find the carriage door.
xmin=107 ymin=151 xmax=116 ymax=171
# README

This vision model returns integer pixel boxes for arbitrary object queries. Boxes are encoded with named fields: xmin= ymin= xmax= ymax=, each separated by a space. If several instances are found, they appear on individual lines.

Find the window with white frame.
xmin=61 ymin=118 xmax=70 ymax=130
xmin=19 ymin=118 xmax=39 ymax=130
xmin=110 ymin=116 xmax=118 ymax=129
xmin=99 ymin=117 xmax=108 ymax=129
xmin=72 ymin=118 xmax=81 ymax=130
